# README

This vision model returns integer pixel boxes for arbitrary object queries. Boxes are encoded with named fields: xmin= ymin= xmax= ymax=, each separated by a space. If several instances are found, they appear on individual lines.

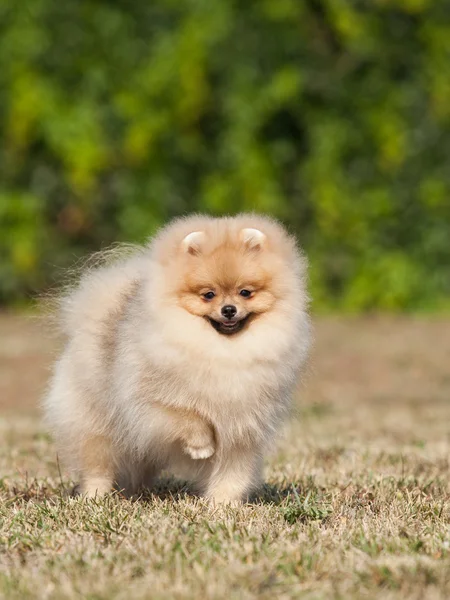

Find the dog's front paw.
xmin=184 ymin=443 xmax=215 ymax=460
xmin=181 ymin=417 xmax=215 ymax=460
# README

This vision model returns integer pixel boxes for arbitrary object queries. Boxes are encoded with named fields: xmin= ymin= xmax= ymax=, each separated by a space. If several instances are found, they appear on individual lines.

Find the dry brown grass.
xmin=0 ymin=315 xmax=449 ymax=599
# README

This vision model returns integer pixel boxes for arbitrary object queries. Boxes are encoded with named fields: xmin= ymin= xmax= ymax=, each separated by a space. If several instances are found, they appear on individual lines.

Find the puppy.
xmin=43 ymin=214 xmax=310 ymax=503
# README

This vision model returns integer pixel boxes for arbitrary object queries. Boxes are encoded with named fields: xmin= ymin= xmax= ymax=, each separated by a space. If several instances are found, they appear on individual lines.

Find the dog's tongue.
xmin=223 ymin=320 xmax=237 ymax=327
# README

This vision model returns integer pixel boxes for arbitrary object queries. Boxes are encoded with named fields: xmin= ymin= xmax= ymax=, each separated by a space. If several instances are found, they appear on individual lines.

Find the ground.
xmin=0 ymin=314 xmax=449 ymax=599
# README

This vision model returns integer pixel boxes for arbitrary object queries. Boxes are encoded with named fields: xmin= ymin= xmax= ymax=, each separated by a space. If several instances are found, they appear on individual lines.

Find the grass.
xmin=0 ymin=315 xmax=449 ymax=599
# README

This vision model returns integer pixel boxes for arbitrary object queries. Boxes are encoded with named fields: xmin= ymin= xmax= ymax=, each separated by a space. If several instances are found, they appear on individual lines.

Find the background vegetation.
xmin=1 ymin=0 xmax=449 ymax=310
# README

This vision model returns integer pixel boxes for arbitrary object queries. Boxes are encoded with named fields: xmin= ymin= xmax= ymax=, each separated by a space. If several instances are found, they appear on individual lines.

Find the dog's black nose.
xmin=221 ymin=305 xmax=237 ymax=319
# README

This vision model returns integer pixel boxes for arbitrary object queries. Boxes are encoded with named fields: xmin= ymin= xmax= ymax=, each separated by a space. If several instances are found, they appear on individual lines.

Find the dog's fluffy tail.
xmin=45 ymin=244 xmax=144 ymax=339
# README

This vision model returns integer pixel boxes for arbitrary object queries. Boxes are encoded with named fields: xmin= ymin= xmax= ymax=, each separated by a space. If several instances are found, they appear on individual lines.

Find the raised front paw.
xmin=184 ymin=443 xmax=215 ymax=460
xmin=182 ymin=422 xmax=215 ymax=460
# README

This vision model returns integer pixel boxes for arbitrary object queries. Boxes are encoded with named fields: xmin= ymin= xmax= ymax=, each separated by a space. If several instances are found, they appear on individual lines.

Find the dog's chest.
xmin=172 ymin=359 xmax=288 ymax=433
xmin=135 ymin=343 xmax=294 ymax=443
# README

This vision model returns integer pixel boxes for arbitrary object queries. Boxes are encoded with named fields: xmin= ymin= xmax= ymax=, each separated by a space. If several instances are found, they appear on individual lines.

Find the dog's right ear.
xmin=181 ymin=231 xmax=205 ymax=256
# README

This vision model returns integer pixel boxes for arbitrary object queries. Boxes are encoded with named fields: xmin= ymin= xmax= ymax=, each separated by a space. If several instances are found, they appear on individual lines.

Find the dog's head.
xmin=174 ymin=227 xmax=280 ymax=336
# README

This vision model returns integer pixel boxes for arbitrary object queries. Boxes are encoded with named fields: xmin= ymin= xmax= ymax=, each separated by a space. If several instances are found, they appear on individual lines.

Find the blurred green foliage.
xmin=1 ymin=0 xmax=449 ymax=310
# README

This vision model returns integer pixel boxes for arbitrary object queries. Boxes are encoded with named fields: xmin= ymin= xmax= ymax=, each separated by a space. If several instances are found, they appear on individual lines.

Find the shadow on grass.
xmin=0 ymin=477 xmax=68 ymax=503
xmin=135 ymin=476 xmax=195 ymax=502
xmin=1 ymin=475 xmax=332 ymax=524
xmin=133 ymin=477 xmax=322 ymax=506
xmin=252 ymin=481 xmax=332 ymax=523
xmin=137 ymin=478 xmax=332 ymax=524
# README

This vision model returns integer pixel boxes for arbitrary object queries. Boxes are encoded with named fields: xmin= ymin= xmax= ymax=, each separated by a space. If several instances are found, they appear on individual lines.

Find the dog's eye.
xmin=239 ymin=289 xmax=252 ymax=298
xmin=203 ymin=291 xmax=215 ymax=300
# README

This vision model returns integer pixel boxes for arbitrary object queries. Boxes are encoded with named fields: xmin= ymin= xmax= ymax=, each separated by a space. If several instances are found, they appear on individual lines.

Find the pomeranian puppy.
xmin=43 ymin=214 xmax=310 ymax=503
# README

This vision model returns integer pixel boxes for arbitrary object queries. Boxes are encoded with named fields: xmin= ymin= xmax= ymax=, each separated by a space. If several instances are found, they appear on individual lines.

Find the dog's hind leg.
xmin=79 ymin=435 xmax=115 ymax=497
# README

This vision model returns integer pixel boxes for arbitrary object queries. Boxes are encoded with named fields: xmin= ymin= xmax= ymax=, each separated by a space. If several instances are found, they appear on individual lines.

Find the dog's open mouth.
xmin=206 ymin=314 xmax=251 ymax=336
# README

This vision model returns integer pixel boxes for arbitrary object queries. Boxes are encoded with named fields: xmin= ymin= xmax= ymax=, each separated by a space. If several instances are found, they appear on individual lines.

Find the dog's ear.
xmin=241 ymin=228 xmax=266 ymax=251
xmin=181 ymin=231 xmax=205 ymax=255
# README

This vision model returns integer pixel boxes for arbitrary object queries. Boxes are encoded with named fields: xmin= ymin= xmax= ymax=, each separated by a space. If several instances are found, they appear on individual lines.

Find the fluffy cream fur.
xmin=43 ymin=214 xmax=311 ymax=503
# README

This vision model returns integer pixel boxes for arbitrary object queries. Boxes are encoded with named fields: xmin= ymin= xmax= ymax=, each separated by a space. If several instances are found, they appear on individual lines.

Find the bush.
xmin=1 ymin=0 xmax=449 ymax=310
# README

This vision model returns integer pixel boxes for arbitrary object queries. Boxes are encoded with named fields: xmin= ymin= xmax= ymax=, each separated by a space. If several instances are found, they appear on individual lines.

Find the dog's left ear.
xmin=241 ymin=228 xmax=266 ymax=251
